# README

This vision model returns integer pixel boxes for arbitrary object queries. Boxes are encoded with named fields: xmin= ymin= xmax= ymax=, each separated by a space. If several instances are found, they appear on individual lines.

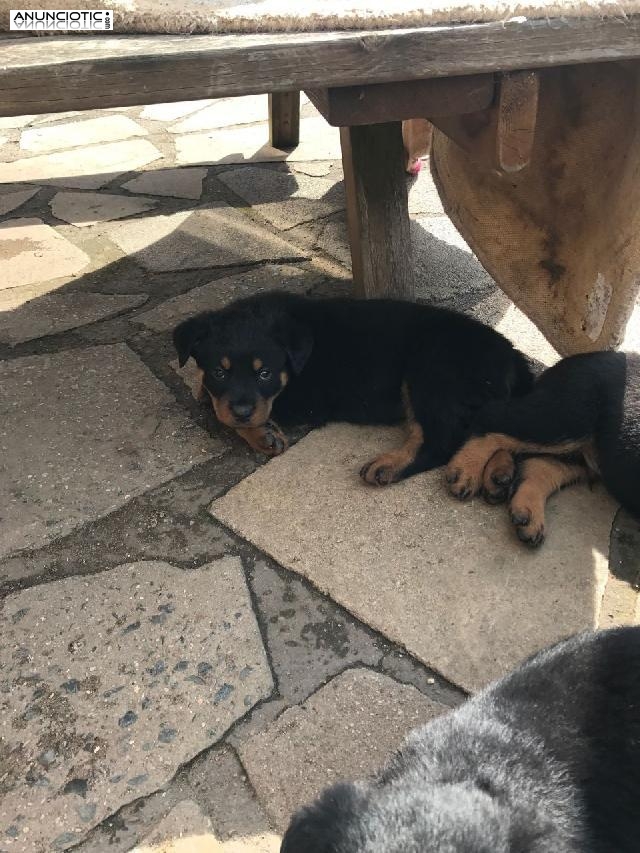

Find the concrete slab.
xmin=50 ymin=191 xmax=157 ymax=227
xmin=292 ymin=162 xmax=333 ymax=177
xmin=21 ymin=116 xmax=148 ymax=154
xmin=0 ymin=292 xmax=147 ymax=345
xmin=217 ymin=168 xmax=344 ymax=230
xmin=0 ymin=217 xmax=91 ymax=291
xmin=0 ymin=140 xmax=163 ymax=189
xmin=0 ymin=115 xmax=36 ymax=129
xmin=122 ymin=168 xmax=207 ymax=200
xmin=169 ymin=95 xmax=269 ymax=134
xmin=105 ymin=205 xmax=307 ymax=272
xmin=138 ymin=265 xmax=310 ymax=332
xmin=0 ymin=558 xmax=273 ymax=852
xmin=211 ymin=424 xmax=623 ymax=692
xmin=316 ymin=217 xmax=351 ymax=268
xmin=238 ymin=668 xmax=444 ymax=830
xmin=175 ymin=118 xmax=341 ymax=166
xmin=141 ymin=100 xmax=213 ymax=122
xmin=0 ymin=344 xmax=213 ymax=560
xmin=249 ymin=559 xmax=382 ymax=702
xmin=408 ymin=169 xmax=447 ymax=216
xmin=133 ymin=798 xmax=279 ymax=853
xmin=0 ymin=185 xmax=39 ymax=216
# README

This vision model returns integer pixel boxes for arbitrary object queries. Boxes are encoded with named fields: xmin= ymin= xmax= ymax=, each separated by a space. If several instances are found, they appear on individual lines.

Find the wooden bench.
xmin=2 ymin=19 xmax=640 ymax=349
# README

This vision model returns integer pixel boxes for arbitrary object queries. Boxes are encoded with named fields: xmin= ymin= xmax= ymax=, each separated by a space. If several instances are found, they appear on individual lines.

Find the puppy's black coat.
xmin=174 ymin=291 xmax=532 ymax=481
xmin=282 ymin=628 xmax=640 ymax=853
xmin=447 ymin=352 xmax=640 ymax=536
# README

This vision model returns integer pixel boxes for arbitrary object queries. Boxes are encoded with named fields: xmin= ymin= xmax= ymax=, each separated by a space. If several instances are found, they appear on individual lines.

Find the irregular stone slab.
xmin=0 ymin=217 xmax=91 ymax=291
xmin=20 ymin=115 xmax=148 ymax=153
xmin=50 ymin=191 xmax=156 ymax=227
xmin=122 ymin=167 xmax=207 ymax=200
xmin=316 ymin=217 xmax=351 ymax=268
xmin=0 ymin=279 xmax=69 ymax=312
xmin=133 ymin=799 xmax=279 ymax=853
xmin=175 ymin=117 xmax=341 ymax=166
xmin=292 ymin=161 xmax=333 ymax=177
xmin=138 ymin=264 xmax=309 ymax=331
xmin=31 ymin=110 xmax=85 ymax=125
xmin=0 ymin=139 xmax=163 ymax=189
xmin=170 ymin=95 xmax=268 ymax=134
xmin=239 ymin=669 xmax=444 ymax=830
xmin=106 ymin=204 xmax=306 ymax=272
xmin=0 ymin=135 xmax=7 ymax=147
xmin=141 ymin=99 xmax=213 ymax=121
xmin=0 ymin=292 xmax=147 ymax=345
xmin=211 ymin=424 xmax=622 ymax=692
xmin=218 ymin=167 xmax=344 ymax=230
xmin=0 ymin=185 xmax=39 ymax=216
xmin=0 ymin=114 xmax=36 ymax=129
xmin=0 ymin=343 xmax=213 ymax=559
xmin=0 ymin=558 xmax=273 ymax=852
xmin=408 ymin=169 xmax=447 ymax=215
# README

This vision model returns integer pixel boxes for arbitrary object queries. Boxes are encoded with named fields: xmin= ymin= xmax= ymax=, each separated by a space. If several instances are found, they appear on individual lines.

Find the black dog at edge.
xmin=282 ymin=627 xmax=640 ymax=853
xmin=174 ymin=291 xmax=532 ymax=484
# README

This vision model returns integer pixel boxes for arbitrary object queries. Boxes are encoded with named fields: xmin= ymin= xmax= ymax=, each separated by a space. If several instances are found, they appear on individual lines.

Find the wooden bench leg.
xmin=340 ymin=122 xmax=414 ymax=298
xmin=269 ymin=91 xmax=300 ymax=149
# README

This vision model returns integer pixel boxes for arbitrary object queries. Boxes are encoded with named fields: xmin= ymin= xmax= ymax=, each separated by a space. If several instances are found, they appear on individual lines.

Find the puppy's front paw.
xmin=509 ymin=487 xmax=545 ymax=548
xmin=446 ymin=437 xmax=502 ymax=500
xmin=360 ymin=455 xmax=403 ymax=487
xmin=236 ymin=422 xmax=288 ymax=457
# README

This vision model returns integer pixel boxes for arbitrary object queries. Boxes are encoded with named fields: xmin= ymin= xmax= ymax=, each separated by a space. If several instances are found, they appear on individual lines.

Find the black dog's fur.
xmin=446 ymin=351 xmax=640 ymax=543
xmin=281 ymin=627 xmax=640 ymax=853
xmin=174 ymin=292 xmax=532 ymax=482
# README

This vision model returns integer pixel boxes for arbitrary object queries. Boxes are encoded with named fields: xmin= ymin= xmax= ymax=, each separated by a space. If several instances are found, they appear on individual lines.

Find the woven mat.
xmin=1 ymin=0 xmax=639 ymax=34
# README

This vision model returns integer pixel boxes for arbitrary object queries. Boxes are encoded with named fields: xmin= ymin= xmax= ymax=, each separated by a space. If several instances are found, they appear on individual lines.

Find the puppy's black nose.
xmin=230 ymin=402 xmax=254 ymax=422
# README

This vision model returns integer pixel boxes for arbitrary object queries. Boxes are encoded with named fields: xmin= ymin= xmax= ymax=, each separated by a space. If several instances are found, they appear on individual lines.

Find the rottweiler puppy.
xmin=282 ymin=627 xmax=640 ymax=853
xmin=446 ymin=351 xmax=640 ymax=545
xmin=173 ymin=291 xmax=533 ymax=483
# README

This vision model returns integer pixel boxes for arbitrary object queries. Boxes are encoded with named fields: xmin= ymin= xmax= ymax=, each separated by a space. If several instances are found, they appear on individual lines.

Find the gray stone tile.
xmin=141 ymin=100 xmax=213 ymax=122
xmin=0 ymin=292 xmax=147 ymax=346
xmin=217 ymin=167 xmax=344 ymax=230
xmin=249 ymin=560 xmax=382 ymax=702
xmin=407 ymin=167 xmax=447 ymax=215
xmin=105 ymin=205 xmax=307 ymax=272
xmin=0 ymin=217 xmax=91 ymax=291
xmin=0 ymin=140 xmax=163 ymax=189
xmin=292 ymin=162 xmax=333 ymax=177
xmin=0 ymin=558 xmax=273 ymax=852
xmin=0 ymin=115 xmax=37 ymax=129
xmin=316 ymin=216 xmax=350 ymax=268
xmin=494 ymin=303 xmax=560 ymax=367
xmin=20 ymin=115 xmax=148 ymax=154
xmin=175 ymin=117 xmax=341 ymax=166
xmin=211 ymin=423 xmax=622 ymax=692
xmin=137 ymin=265 xmax=311 ymax=332
xmin=238 ymin=668 xmax=444 ymax=830
xmin=49 ymin=191 xmax=157 ymax=227
xmin=169 ymin=95 xmax=268 ymax=134
xmin=122 ymin=168 xmax=207 ymax=200
xmin=0 ymin=185 xmax=39 ymax=216
xmin=0 ymin=344 xmax=213 ymax=560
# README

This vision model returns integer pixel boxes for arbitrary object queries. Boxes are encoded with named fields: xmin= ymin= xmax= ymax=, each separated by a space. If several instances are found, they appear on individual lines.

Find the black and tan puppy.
xmin=282 ymin=627 xmax=640 ymax=853
xmin=173 ymin=291 xmax=532 ymax=483
xmin=446 ymin=351 xmax=640 ymax=545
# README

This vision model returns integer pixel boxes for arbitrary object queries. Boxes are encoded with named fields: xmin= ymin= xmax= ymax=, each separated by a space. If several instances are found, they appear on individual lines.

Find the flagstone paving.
xmin=0 ymin=96 xmax=638 ymax=853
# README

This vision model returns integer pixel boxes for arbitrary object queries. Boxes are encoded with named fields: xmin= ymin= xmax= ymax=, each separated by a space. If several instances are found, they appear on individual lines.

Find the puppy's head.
xmin=281 ymin=776 xmax=543 ymax=853
xmin=173 ymin=307 xmax=312 ymax=429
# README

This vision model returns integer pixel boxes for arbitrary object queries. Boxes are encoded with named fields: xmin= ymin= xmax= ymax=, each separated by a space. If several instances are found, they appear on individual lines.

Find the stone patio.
xmin=0 ymin=95 xmax=639 ymax=852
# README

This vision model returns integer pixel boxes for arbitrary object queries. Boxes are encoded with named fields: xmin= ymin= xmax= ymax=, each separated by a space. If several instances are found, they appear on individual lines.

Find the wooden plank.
xmin=339 ymin=122 xmax=413 ymax=299
xmin=497 ymin=70 xmax=540 ymax=172
xmin=305 ymin=74 xmax=494 ymax=126
xmin=268 ymin=91 xmax=300 ymax=148
xmin=1 ymin=17 xmax=640 ymax=116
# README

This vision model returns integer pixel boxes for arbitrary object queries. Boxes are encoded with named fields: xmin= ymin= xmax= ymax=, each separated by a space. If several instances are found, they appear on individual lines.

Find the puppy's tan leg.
xmin=402 ymin=119 xmax=433 ymax=175
xmin=446 ymin=434 xmax=585 ymax=500
xmin=361 ymin=412 xmax=424 ymax=487
xmin=509 ymin=456 xmax=588 ymax=547
xmin=482 ymin=449 xmax=517 ymax=504
xmin=235 ymin=421 xmax=289 ymax=457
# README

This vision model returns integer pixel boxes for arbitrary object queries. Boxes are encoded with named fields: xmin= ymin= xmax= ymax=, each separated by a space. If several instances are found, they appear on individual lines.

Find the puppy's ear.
xmin=173 ymin=315 xmax=211 ymax=368
xmin=273 ymin=316 xmax=313 ymax=375
xmin=281 ymin=782 xmax=365 ymax=853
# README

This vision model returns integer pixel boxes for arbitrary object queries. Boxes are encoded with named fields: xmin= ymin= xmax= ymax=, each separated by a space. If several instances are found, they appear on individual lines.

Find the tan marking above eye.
xmin=253 ymin=357 xmax=263 ymax=371
xmin=221 ymin=356 xmax=231 ymax=370
xmin=280 ymin=370 xmax=289 ymax=387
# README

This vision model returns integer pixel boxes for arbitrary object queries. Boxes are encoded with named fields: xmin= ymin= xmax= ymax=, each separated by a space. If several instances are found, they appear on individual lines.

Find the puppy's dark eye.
xmin=212 ymin=368 xmax=226 ymax=380
xmin=258 ymin=368 xmax=272 ymax=381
